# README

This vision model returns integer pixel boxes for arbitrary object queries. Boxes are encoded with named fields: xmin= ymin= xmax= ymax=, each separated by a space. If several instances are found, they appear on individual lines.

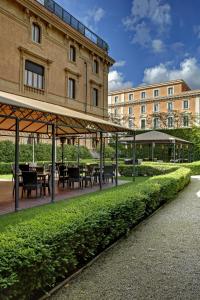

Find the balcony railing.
xmin=36 ymin=0 xmax=109 ymax=52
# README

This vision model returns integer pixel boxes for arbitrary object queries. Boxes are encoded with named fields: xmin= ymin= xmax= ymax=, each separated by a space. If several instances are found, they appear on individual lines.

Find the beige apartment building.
xmin=0 ymin=0 xmax=114 ymax=147
xmin=108 ymin=79 xmax=200 ymax=130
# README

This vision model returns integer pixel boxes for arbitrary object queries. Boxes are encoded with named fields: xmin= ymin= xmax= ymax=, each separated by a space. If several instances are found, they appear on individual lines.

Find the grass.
xmin=0 ymin=174 xmax=12 ymax=180
xmin=0 ymin=176 xmax=148 ymax=232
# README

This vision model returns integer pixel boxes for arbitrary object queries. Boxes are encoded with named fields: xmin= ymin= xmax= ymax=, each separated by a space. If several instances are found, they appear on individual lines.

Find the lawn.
xmin=0 ymin=174 xmax=12 ymax=180
xmin=0 ymin=176 xmax=148 ymax=232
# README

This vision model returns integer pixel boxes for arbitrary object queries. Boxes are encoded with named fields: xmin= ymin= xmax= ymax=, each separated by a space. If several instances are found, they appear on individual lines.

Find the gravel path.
xmin=51 ymin=177 xmax=200 ymax=300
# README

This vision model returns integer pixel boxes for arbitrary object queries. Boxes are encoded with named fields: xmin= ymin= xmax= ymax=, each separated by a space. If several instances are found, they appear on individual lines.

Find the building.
xmin=108 ymin=79 xmax=200 ymax=130
xmin=0 ymin=0 xmax=114 ymax=148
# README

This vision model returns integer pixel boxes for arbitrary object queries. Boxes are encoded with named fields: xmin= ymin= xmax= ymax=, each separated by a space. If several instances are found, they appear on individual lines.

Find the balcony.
xmin=36 ymin=0 xmax=109 ymax=52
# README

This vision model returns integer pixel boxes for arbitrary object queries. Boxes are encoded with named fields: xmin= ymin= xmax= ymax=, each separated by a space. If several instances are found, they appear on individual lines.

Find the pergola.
xmin=121 ymin=130 xmax=193 ymax=162
xmin=0 ymin=90 xmax=133 ymax=211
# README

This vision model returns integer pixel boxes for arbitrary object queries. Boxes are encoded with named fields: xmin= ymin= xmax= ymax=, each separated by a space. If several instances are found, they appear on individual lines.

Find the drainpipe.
xmin=51 ymin=124 xmax=55 ymax=203
xmin=84 ymin=61 xmax=87 ymax=113
xmin=15 ymin=118 xmax=20 ymax=212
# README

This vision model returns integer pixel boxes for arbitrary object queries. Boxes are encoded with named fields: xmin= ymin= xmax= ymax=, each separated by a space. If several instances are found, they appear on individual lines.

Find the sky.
xmin=55 ymin=0 xmax=200 ymax=91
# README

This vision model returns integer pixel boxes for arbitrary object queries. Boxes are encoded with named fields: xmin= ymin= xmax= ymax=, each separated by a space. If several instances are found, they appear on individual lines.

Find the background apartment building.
xmin=108 ymin=79 xmax=200 ymax=130
xmin=0 ymin=0 xmax=114 ymax=148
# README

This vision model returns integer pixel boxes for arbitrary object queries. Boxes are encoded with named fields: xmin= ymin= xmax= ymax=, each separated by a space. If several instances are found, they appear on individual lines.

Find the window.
xmin=183 ymin=115 xmax=189 ymax=127
xmin=25 ymin=60 xmax=44 ymax=89
xmin=153 ymin=103 xmax=159 ymax=112
xmin=167 ymin=116 xmax=173 ymax=128
xmin=168 ymin=87 xmax=173 ymax=96
xmin=141 ymin=91 xmax=146 ymax=99
xmin=69 ymin=45 xmax=76 ymax=62
xmin=114 ymin=96 xmax=118 ymax=103
xmin=68 ymin=78 xmax=75 ymax=99
xmin=128 ymin=106 xmax=133 ymax=115
xmin=93 ymin=59 xmax=99 ymax=74
xmin=32 ymin=23 xmax=41 ymax=44
xmin=183 ymin=99 xmax=189 ymax=109
xmin=141 ymin=119 xmax=146 ymax=129
xmin=167 ymin=102 xmax=173 ymax=112
xmin=141 ymin=105 xmax=146 ymax=114
xmin=129 ymin=94 xmax=133 ymax=101
xmin=153 ymin=117 xmax=159 ymax=129
xmin=154 ymin=89 xmax=159 ymax=97
xmin=92 ymin=88 xmax=98 ymax=106
xmin=129 ymin=119 xmax=133 ymax=128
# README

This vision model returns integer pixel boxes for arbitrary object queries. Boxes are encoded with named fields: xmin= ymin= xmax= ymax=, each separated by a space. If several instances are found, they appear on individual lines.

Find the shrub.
xmin=0 ymin=167 xmax=190 ymax=299
xmin=142 ymin=161 xmax=200 ymax=176
xmin=119 ymin=163 xmax=178 ymax=177
xmin=0 ymin=141 xmax=92 ymax=164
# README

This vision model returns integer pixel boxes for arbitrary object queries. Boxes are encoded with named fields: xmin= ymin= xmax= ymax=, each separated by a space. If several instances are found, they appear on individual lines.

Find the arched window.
xmin=69 ymin=45 xmax=76 ymax=62
xmin=32 ymin=23 xmax=41 ymax=44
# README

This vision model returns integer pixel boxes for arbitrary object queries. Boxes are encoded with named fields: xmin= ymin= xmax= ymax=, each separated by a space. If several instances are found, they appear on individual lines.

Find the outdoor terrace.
xmin=0 ymin=174 xmax=128 ymax=215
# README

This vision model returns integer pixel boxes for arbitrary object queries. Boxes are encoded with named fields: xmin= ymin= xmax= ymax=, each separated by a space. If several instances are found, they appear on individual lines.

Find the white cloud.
xmin=152 ymin=39 xmax=165 ymax=53
xmin=123 ymin=0 xmax=171 ymax=51
xmin=108 ymin=70 xmax=132 ymax=91
xmin=194 ymin=25 xmax=200 ymax=39
xmin=82 ymin=7 xmax=105 ymax=29
xmin=113 ymin=60 xmax=126 ymax=68
xmin=132 ymin=22 xmax=151 ymax=47
xmin=143 ymin=57 xmax=200 ymax=89
xmin=130 ymin=0 xmax=171 ymax=28
xmin=171 ymin=42 xmax=184 ymax=53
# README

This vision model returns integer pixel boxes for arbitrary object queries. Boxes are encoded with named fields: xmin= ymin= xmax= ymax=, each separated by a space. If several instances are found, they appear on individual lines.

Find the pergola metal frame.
xmin=0 ymin=91 xmax=134 ymax=212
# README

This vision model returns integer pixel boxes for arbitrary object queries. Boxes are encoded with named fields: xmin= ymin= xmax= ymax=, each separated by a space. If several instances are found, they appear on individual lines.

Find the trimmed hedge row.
xmin=119 ymin=160 xmax=200 ymax=177
xmin=0 ymin=167 xmax=190 ymax=299
xmin=142 ymin=161 xmax=200 ymax=176
xmin=119 ymin=163 xmax=179 ymax=177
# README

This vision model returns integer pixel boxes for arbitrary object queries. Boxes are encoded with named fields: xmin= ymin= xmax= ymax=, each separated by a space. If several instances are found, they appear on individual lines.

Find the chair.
xmin=103 ymin=165 xmax=115 ymax=183
xmin=35 ymin=166 xmax=45 ymax=173
xmin=19 ymin=164 xmax=29 ymax=172
xmin=58 ymin=164 xmax=68 ymax=187
xmin=21 ymin=171 xmax=42 ymax=198
xmin=11 ymin=164 xmax=23 ymax=197
xmin=82 ymin=165 xmax=94 ymax=187
xmin=68 ymin=167 xmax=83 ymax=189
xmin=89 ymin=164 xmax=99 ymax=184
xmin=42 ymin=173 xmax=51 ymax=196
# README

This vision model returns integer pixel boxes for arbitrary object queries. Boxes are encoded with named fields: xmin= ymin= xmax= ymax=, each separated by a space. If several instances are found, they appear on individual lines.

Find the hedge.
xmin=0 ymin=141 xmax=92 ymax=163
xmin=119 ymin=163 xmax=179 ymax=177
xmin=141 ymin=161 xmax=200 ymax=176
xmin=0 ymin=167 xmax=190 ymax=299
xmin=119 ymin=160 xmax=200 ymax=177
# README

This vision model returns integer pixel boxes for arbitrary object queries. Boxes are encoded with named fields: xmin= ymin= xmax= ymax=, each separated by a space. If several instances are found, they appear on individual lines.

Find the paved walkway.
xmin=51 ymin=176 xmax=200 ymax=300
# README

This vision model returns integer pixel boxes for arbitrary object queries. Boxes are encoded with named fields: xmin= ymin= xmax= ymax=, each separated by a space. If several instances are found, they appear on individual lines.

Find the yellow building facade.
xmin=0 ymin=0 xmax=114 ymax=147
xmin=108 ymin=79 xmax=200 ymax=130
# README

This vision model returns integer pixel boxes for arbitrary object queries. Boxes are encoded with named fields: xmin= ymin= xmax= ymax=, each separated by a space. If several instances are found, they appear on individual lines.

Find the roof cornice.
xmin=16 ymin=0 xmax=114 ymax=65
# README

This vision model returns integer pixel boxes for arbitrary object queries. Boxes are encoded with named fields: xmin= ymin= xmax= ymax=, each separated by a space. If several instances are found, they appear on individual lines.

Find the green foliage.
xmin=119 ymin=160 xmax=200 ymax=177
xmin=0 ymin=166 xmax=190 ymax=299
xmin=119 ymin=163 xmax=179 ymax=177
xmin=0 ymin=141 xmax=92 ymax=164
xmin=0 ymin=141 xmax=14 ymax=163
xmin=141 ymin=161 xmax=200 ymax=176
xmin=96 ymin=145 xmax=115 ymax=159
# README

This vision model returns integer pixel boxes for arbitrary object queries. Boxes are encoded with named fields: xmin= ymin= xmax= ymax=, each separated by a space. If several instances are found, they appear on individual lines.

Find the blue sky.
xmin=55 ymin=0 xmax=200 ymax=91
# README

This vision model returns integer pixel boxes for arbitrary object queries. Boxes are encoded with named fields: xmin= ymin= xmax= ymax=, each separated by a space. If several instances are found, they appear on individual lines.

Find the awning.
xmin=0 ymin=91 xmax=131 ymax=135
xmin=121 ymin=130 xmax=193 ymax=145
